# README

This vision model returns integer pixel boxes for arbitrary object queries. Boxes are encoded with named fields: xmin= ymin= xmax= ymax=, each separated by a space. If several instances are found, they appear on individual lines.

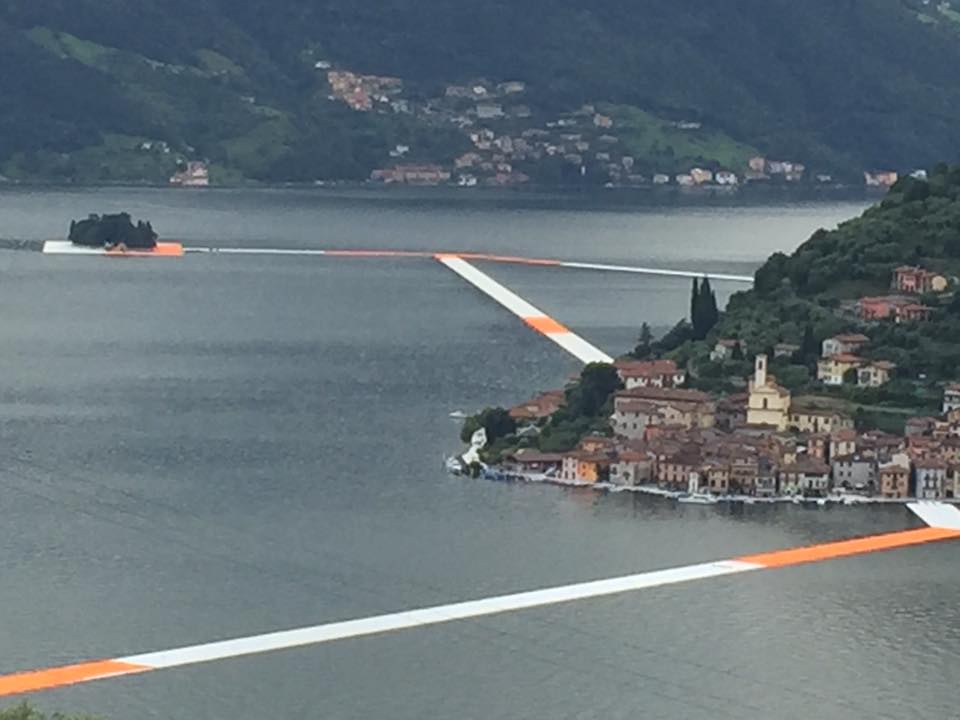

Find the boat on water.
xmin=448 ymin=410 xmax=468 ymax=420
xmin=678 ymin=471 xmax=718 ymax=504
xmin=678 ymin=493 xmax=719 ymax=505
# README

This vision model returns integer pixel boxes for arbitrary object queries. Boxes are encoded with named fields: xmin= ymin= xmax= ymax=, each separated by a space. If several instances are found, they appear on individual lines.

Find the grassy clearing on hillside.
xmin=602 ymin=104 xmax=758 ymax=173
xmin=26 ymin=27 xmax=113 ymax=68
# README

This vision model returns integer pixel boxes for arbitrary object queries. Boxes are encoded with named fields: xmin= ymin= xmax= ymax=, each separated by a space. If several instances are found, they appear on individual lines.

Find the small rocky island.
xmin=69 ymin=213 xmax=157 ymax=250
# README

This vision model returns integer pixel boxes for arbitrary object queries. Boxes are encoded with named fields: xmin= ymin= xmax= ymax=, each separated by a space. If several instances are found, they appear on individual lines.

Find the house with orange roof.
xmin=614 ymin=359 xmax=686 ymax=389
xmin=892 ymin=265 xmax=948 ymax=294
xmin=509 ymin=390 xmax=565 ymax=421
xmin=858 ymin=296 xmax=932 ymax=323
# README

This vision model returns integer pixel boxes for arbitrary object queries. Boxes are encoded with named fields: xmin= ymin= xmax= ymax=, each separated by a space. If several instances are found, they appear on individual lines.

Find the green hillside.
xmin=2 ymin=1 xmax=960 ymax=183
xmin=655 ymin=164 xmax=960 ymax=428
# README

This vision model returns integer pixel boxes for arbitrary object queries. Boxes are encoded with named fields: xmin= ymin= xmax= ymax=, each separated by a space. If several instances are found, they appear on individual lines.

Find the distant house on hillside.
xmin=715 ymin=171 xmax=738 ymax=186
xmin=893 ymin=265 xmax=948 ymax=294
xmin=690 ymin=168 xmax=713 ymax=184
xmin=864 ymin=170 xmax=898 ymax=187
xmin=821 ymin=333 xmax=869 ymax=357
xmin=710 ymin=339 xmax=743 ymax=362
xmin=817 ymin=354 xmax=864 ymax=386
xmin=169 ymin=161 xmax=209 ymax=187
xmin=944 ymin=384 xmax=960 ymax=414
xmin=857 ymin=360 xmax=896 ymax=387
xmin=858 ymin=296 xmax=932 ymax=323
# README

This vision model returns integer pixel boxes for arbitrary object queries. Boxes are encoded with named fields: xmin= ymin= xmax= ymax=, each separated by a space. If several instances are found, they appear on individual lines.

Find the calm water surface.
xmin=0 ymin=188 xmax=956 ymax=720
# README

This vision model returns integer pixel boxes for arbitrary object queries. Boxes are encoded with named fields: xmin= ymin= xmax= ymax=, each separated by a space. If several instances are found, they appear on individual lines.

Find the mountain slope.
xmin=2 ymin=0 xmax=960 ymax=183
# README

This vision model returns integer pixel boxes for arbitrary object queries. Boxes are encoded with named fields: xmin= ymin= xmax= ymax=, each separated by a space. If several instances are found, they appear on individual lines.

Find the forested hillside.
xmin=2 ymin=0 xmax=960 ymax=184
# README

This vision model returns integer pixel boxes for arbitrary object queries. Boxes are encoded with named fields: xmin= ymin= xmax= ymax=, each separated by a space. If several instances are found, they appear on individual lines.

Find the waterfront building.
xmin=878 ymin=462 xmax=911 ymax=499
xmin=915 ymin=459 xmax=949 ymax=499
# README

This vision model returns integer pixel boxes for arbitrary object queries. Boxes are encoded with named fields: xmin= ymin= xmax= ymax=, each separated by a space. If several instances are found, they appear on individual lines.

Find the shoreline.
xmin=0 ymin=179 xmax=883 ymax=205
xmin=475 ymin=468 xmax=955 ymax=507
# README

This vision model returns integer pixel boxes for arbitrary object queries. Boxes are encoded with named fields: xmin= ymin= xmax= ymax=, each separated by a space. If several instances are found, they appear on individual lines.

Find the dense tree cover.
xmin=752 ymin=165 xmax=960 ymax=298
xmin=459 ymin=407 xmax=517 ymax=446
xmin=69 ymin=213 xmax=157 ymax=248
xmin=674 ymin=165 xmax=960 ymax=413
xmin=2 ymin=1 xmax=960 ymax=182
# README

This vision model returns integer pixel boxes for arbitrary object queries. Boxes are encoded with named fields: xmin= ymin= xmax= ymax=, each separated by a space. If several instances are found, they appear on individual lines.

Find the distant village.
xmin=152 ymin=63 xmax=928 ymax=190
xmin=320 ymin=65 xmax=921 ymax=191
xmin=489 ymin=264 xmax=960 ymax=502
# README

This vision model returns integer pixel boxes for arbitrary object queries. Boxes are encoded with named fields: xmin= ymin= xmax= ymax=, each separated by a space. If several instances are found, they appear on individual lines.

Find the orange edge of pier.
xmin=105 ymin=242 xmax=184 ymax=258
xmin=1 ymin=526 xmax=957 ymax=698
xmin=737 ymin=526 xmax=960 ymax=568
xmin=0 ymin=660 xmax=150 ymax=697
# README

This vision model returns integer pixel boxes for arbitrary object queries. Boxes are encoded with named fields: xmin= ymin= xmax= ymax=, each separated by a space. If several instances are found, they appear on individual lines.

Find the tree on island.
xmin=68 ymin=213 xmax=157 ymax=249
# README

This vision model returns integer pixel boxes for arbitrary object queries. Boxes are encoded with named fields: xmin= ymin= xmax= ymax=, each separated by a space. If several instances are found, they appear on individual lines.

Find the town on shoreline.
xmin=456 ymin=258 xmax=960 ymax=504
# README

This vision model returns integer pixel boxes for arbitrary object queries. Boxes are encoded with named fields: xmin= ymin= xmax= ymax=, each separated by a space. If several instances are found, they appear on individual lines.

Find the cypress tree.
xmin=799 ymin=323 xmax=818 ymax=360
xmin=700 ymin=276 xmax=719 ymax=333
xmin=690 ymin=277 xmax=700 ymax=328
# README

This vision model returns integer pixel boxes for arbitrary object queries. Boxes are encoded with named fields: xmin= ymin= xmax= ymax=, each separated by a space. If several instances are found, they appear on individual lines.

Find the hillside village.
xmin=321 ymin=66 xmax=917 ymax=191
xmin=476 ymin=254 xmax=960 ymax=502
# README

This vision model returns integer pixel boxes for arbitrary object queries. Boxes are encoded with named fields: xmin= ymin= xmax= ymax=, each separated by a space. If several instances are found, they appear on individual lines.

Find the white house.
xmin=915 ymin=459 xmax=948 ymax=499
xmin=944 ymin=384 xmax=960 ymax=414
xmin=821 ymin=333 xmax=869 ymax=358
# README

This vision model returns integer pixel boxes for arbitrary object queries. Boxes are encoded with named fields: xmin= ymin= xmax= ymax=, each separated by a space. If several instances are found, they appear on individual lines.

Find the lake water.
xmin=0 ymin=188 xmax=956 ymax=720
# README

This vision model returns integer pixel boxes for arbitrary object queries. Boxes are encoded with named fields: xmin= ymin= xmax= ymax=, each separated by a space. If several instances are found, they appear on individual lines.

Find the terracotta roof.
xmin=616 ymin=400 xmax=664 ymax=414
xmin=614 ymin=359 xmax=681 ymax=378
xmin=915 ymin=458 xmax=948 ymax=470
xmin=831 ymin=429 xmax=858 ymax=441
xmin=616 ymin=387 xmax=711 ymax=403
xmin=831 ymin=333 xmax=870 ymax=343
xmin=509 ymin=449 xmax=564 ymax=464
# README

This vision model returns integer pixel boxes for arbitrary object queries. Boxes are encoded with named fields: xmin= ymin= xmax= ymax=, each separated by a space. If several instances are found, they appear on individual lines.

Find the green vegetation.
xmin=69 ymin=212 xmax=157 ymax=248
xmin=0 ymin=703 xmax=99 ymax=720
xmin=690 ymin=277 xmax=719 ymax=340
xmin=605 ymin=105 xmax=758 ymax=175
xmin=461 ymin=363 xmax=621 ymax=461
xmin=2 ymin=1 xmax=960 ymax=183
xmin=668 ymin=164 xmax=960 ymax=419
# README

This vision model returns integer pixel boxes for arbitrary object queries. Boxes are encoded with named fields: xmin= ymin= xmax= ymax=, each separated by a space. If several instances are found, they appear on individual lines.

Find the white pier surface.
xmin=908 ymin=501 xmax=960 ymax=529
xmin=2 ymin=504 xmax=959 ymax=698
xmin=559 ymin=260 xmax=753 ymax=283
xmin=435 ymin=253 xmax=613 ymax=364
